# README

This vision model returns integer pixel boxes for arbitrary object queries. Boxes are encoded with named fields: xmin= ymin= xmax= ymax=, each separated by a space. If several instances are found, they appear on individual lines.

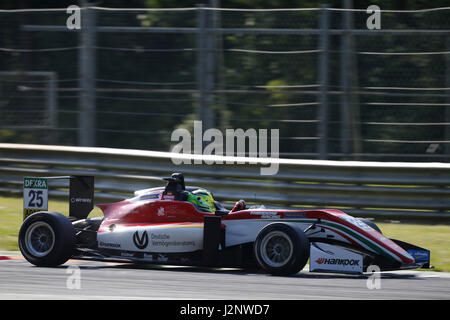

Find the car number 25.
xmin=28 ymin=190 xmax=44 ymax=208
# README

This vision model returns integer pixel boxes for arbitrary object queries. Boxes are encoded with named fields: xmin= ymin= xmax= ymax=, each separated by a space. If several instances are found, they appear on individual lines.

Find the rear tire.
xmin=254 ymin=223 xmax=310 ymax=276
xmin=19 ymin=211 xmax=75 ymax=267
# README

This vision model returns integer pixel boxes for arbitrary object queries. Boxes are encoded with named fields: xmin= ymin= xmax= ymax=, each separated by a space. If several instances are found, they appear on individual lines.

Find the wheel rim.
xmin=24 ymin=221 xmax=55 ymax=257
xmin=259 ymin=231 xmax=293 ymax=268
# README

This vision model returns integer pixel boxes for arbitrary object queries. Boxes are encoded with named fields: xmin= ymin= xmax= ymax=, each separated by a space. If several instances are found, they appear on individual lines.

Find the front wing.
xmin=309 ymin=240 xmax=431 ymax=274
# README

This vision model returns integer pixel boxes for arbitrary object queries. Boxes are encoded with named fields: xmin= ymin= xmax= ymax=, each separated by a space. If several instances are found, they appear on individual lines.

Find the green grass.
xmin=376 ymin=222 xmax=450 ymax=272
xmin=1 ymin=196 xmax=449 ymax=272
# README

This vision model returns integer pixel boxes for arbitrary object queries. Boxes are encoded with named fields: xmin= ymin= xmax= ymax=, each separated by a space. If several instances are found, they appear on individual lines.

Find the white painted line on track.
xmin=1 ymin=251 xmax=450 ymax=278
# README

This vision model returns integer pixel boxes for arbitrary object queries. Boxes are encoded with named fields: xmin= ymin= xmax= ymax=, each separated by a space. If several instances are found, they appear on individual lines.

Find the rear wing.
xmin=23 ymin=175 xmax=94 ymax=221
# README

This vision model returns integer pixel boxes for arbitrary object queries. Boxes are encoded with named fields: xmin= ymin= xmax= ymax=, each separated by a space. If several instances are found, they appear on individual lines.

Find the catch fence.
xmin=0 ymin=6 xmax=449 ymax=161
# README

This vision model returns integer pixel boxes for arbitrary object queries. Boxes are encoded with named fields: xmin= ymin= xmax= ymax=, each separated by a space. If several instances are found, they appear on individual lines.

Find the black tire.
xmin=358 ymin=218 xmax=382 ymax=234
xmin=18 ymin=211 xmax=75 ymax=267
xmin=254 ymin=223 xmax=310 ymax=276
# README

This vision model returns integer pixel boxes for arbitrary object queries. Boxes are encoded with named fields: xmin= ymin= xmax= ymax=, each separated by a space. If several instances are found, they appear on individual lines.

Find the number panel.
xmin=23 ymin=178 xmax=48 ymax=220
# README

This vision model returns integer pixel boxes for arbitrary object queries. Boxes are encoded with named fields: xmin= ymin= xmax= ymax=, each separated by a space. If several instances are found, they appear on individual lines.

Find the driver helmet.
xmin=187 ymin=189 xmax=215 ymax=213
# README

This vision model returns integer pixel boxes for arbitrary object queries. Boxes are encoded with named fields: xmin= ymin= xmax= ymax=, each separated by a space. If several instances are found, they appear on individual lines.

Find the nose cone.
xmin=400 ymin=249 xmax=415 ymax=264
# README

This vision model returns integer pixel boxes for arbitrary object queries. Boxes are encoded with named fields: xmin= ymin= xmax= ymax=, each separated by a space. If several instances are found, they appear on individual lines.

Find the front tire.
xmin=19 ymin=211 xmax=75 ymax=267
xmin=254 ymin=223 xmax=310 ymax=276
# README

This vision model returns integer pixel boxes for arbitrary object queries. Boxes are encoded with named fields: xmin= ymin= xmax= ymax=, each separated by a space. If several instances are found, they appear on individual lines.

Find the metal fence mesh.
xmin=0 ymin=6 xmax=449 ymax=161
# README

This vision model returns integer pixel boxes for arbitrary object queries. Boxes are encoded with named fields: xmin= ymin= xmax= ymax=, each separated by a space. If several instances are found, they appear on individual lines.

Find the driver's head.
xmin=187 ymin=189 xmax=215 ymax=213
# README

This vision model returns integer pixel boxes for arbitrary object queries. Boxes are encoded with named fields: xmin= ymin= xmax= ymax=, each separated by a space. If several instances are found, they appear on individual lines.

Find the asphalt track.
xmin=0 ymin=253 xmax=449 ymax=300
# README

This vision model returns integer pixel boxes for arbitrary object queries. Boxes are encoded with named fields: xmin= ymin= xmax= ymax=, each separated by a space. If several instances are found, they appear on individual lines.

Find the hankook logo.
xmin=316 ymin=258 xmax=326 ymax=264
xmin=133 ymin=230 xmax=149 ymax=250
xmin=315 ymin=258 xmax=360 ymax=266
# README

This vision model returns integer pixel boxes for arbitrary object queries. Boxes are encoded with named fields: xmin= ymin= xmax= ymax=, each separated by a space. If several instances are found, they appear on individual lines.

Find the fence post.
xmin=339 ymin=0 xmax=360 ymax=159
xmin=340 ymin=4 xmax=351 ymax=158
xmin=78 ymin=2 xmax=96 ymax=147
xmin=196 ymin=4 xmax=215 ymax=138
xmin=445 ymin=36 xmax=450 ymax=156
xmin=318 ymin=5 xmax=330 ymax=160
xmin=46 ymin=72 xmax=58 ymax=144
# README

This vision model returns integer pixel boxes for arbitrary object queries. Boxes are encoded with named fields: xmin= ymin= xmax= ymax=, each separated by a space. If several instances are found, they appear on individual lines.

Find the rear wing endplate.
xmin=23 ymin=175 xmax=94 ymax=221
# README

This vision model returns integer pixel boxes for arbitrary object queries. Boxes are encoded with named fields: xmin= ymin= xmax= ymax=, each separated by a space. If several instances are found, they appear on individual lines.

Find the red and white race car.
xmin=18 ymin=173 xmax=431 ymax=275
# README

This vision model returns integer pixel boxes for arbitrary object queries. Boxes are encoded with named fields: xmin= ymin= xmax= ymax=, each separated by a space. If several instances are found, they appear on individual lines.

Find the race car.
xmin=18 ymin=173 xmax=431 ymax=276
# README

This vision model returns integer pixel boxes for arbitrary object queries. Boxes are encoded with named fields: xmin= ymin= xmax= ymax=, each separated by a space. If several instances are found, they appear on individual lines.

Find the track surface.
xmin=1 ymin=255 xmax=449 ymax=300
